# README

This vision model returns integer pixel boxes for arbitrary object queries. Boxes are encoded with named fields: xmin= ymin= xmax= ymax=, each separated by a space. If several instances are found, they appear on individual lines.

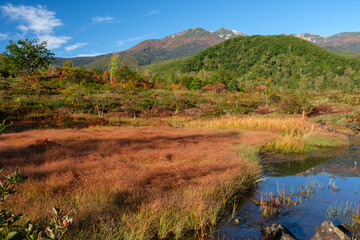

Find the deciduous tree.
xmin=108 ymin=53 xmax=121 ymax=84
xmin=1 ymin=38 xmax=54 ymax=76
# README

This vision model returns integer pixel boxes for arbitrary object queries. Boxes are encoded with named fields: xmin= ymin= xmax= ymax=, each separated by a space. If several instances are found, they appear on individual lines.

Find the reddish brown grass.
xmin=0 ymin=127 xmax=275 ymax=239
xmin=253 ymin=105 xmax=273 ymax=115
xmin=306 ymin=104 xmax=334 ymax=117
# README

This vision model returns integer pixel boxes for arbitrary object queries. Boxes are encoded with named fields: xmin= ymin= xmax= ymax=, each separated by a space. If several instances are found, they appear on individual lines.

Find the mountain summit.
xmin=56 ymin=27 xmax=246 ymax=68
xmin=124 ymin=27 xmax=246 ymax=65
xmin=213 ymin=27 xmax=247 ymax=40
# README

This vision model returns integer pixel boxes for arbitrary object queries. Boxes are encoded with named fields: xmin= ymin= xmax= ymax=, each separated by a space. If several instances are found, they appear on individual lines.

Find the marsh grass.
xmin=0 ymin=127 xmax=263 ymax=239
xmin=106 ymin=116 xmax=192 ymax=128
xmin=302 ymin=133 xmax=349 ymax=148
xmin=184 ymin=116 xmax=316 ymax=137
xmin=1 ymin=116 xmax=350 ymax=238
xmin=261 ymin=132 xmax=349 ymax=155
xmin=258 ymin=180 xmax=323 ymax=217
xmin=116 ymin=174 xmax=259 ymax=239
xmin=237 ymin=144 xmax=260 ymax=163
xmin=185 ymin=116 xmax=349 ymax=155
xmin=261 ymin=137 xmax=304 ymax=154
xmin=327 ymin=202 xmax=360 ymax=227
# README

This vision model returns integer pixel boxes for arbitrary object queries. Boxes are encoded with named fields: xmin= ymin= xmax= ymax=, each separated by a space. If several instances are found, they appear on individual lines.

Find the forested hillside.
xmin=146 ymin=35 xmax=360 ymax=92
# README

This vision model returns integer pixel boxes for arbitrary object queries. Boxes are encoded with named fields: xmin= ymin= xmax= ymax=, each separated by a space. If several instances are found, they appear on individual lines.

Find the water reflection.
xmin=217 ymin=147 xmax=360 ymax=240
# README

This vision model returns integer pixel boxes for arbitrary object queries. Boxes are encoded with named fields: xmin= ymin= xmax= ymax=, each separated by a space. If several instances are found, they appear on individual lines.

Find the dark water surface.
xmin=217 ymin=146 xmax=360 ymax=240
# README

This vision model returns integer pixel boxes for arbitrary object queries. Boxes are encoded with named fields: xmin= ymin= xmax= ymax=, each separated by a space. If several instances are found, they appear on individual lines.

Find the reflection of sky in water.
xmin=217 ymin=148 xmax=360 ymax=240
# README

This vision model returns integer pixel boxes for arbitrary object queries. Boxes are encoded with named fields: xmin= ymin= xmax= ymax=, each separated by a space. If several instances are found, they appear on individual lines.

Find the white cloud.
xmin=64 ymin=42 xmax=88 ymax=51
xmin=116 ymin=33 xmax=156 ymax=46
xmin=38 ymin=34 xmax=71 ymax=49
xmin=80 ymin=16 xmax=126 ymax=32
xmin=144 ymin=9 xmax=160 ymax=17
xmin=77 ymin=52 xmax=104 ymax=57
xmin=92 ymin=16 xmax=115 ymax=23
xmin=0 ymin=3 xmax=71 ymax=49
xmin=16 ymin=25 xmax=29 ymax=33
xmin=0 ymin=32 xmax=8 ymax=40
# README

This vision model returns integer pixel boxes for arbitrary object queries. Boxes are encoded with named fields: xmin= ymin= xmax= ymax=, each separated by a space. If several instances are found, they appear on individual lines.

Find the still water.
xmin=217 ymin=146 xmax=360 ymax=239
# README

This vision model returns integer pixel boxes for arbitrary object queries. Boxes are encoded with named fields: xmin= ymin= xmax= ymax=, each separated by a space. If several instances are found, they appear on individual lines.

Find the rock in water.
xmin=311 ymin=221 xmax=351 ymax=240
xmin=261 ymin=223 xmax=297 ymax=240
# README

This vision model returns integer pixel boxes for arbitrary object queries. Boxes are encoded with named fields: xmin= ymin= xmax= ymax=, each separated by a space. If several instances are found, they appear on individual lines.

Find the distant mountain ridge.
xmin=55 ymin=27 xmax=246 ymax=69
xmin=122 ymin=27 xmax=246 ymax=66
xmin=292 ymin=32 xmax=360 ymax=57
xmin=55 ymin=28 xmax=360 ymax=69
xmin=127 ymin=27 xmax=246 ymax=54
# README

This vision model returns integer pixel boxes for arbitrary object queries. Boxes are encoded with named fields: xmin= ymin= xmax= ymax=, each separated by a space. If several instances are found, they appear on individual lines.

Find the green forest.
xmin=146 ymin=35 xmax=360 ymax=92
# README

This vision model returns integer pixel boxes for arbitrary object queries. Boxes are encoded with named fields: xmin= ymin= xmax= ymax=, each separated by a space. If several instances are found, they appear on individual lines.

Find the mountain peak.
xmin=57 ymin=27 xmax=248 ymax=68
xmin=218 ymin=27 xmax=229 ymax=31
xmin=213 ymin=27 xmax=246 ymax=40
xmin=291 ymin=33 xmax=327 ymax=44
xmin=124 ymin=27 xmax=247 ymax=65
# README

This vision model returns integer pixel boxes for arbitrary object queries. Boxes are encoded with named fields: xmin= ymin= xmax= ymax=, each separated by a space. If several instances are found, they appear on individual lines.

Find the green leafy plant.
xmin=0 ymin=120 xmax=12 ymax=136
xmin=0 ymin=166 xmax=25 ymax=239
xmin=43 ymin=208 xmax=72 ymax=240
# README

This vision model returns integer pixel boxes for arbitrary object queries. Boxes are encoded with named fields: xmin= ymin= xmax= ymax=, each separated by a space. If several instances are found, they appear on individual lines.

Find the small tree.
xmin=89 ymin=94 xmax=108 ymax=119
xmin=256 ymin=77 xmax=274 ymax=106
xmin=1 ymin=38 xmax=54 ymax=76
xmin=62 ymin=59 xmax=73 ymax=68
xmin=108 ymin=53 xmax=121 ymax=84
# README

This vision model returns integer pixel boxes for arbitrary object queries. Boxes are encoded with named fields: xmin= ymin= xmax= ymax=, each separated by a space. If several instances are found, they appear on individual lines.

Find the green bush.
xmin=278 ymin=93 xmax=311 ymax=114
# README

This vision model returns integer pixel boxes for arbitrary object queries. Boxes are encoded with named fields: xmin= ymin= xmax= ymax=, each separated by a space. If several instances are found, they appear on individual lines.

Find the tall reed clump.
xmin=237 ymin=144 xmax=260 ymax=163
xmin=261 ymin=132 xmax=349 ymax=155
xmin=184 ymin=116 xmax=349 ymax=155
xmin=117 ymin=171 xmax=260 ymax=239
xmin=261 ymin=137 xmax=304 ymax=154
xmin=327 ymin=201 xmax=360 ymax=228
xmin=184 ymin=116 xmax=315 ymax=137
xmin=258 ymin=180 xmax=323 ymax=217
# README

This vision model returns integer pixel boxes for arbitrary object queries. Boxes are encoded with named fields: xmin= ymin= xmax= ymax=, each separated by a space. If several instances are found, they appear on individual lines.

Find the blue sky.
xmin=0 ymin=0 xmax=359 ymax=57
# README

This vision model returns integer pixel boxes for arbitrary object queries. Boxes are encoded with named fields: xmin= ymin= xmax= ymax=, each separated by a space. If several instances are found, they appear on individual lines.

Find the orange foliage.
xmin=0 ymin=127 xmax=271 ymax=237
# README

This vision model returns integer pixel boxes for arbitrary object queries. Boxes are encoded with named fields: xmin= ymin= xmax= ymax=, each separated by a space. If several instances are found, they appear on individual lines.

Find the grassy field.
xmin=1 ymin=74 xmax=358 ymax=239
xmin=0 ymin=126 xmax=280 ymax=239
xmin=0 ymin=114 xmax=352 ymax=239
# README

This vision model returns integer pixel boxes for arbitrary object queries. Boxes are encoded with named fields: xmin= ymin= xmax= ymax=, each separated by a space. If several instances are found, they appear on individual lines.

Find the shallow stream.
xmin=217 ymin=145 xmax=360 ymax=239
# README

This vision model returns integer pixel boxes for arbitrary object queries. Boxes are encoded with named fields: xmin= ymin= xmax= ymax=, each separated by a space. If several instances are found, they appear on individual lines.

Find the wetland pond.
xmin=217 ymin=145 xmax=360 ymax=239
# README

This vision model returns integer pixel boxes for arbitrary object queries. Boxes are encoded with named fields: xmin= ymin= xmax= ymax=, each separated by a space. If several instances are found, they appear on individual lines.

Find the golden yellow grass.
xmin=184 ymin=116 xmax=317 ymax=136
xmin=0 ymin=127 xmax=276 ymax=239
xmin=184 ymin=116 xmax=349 ymax=155
xmin=261 ymin=131 xmax=349 ymax=154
